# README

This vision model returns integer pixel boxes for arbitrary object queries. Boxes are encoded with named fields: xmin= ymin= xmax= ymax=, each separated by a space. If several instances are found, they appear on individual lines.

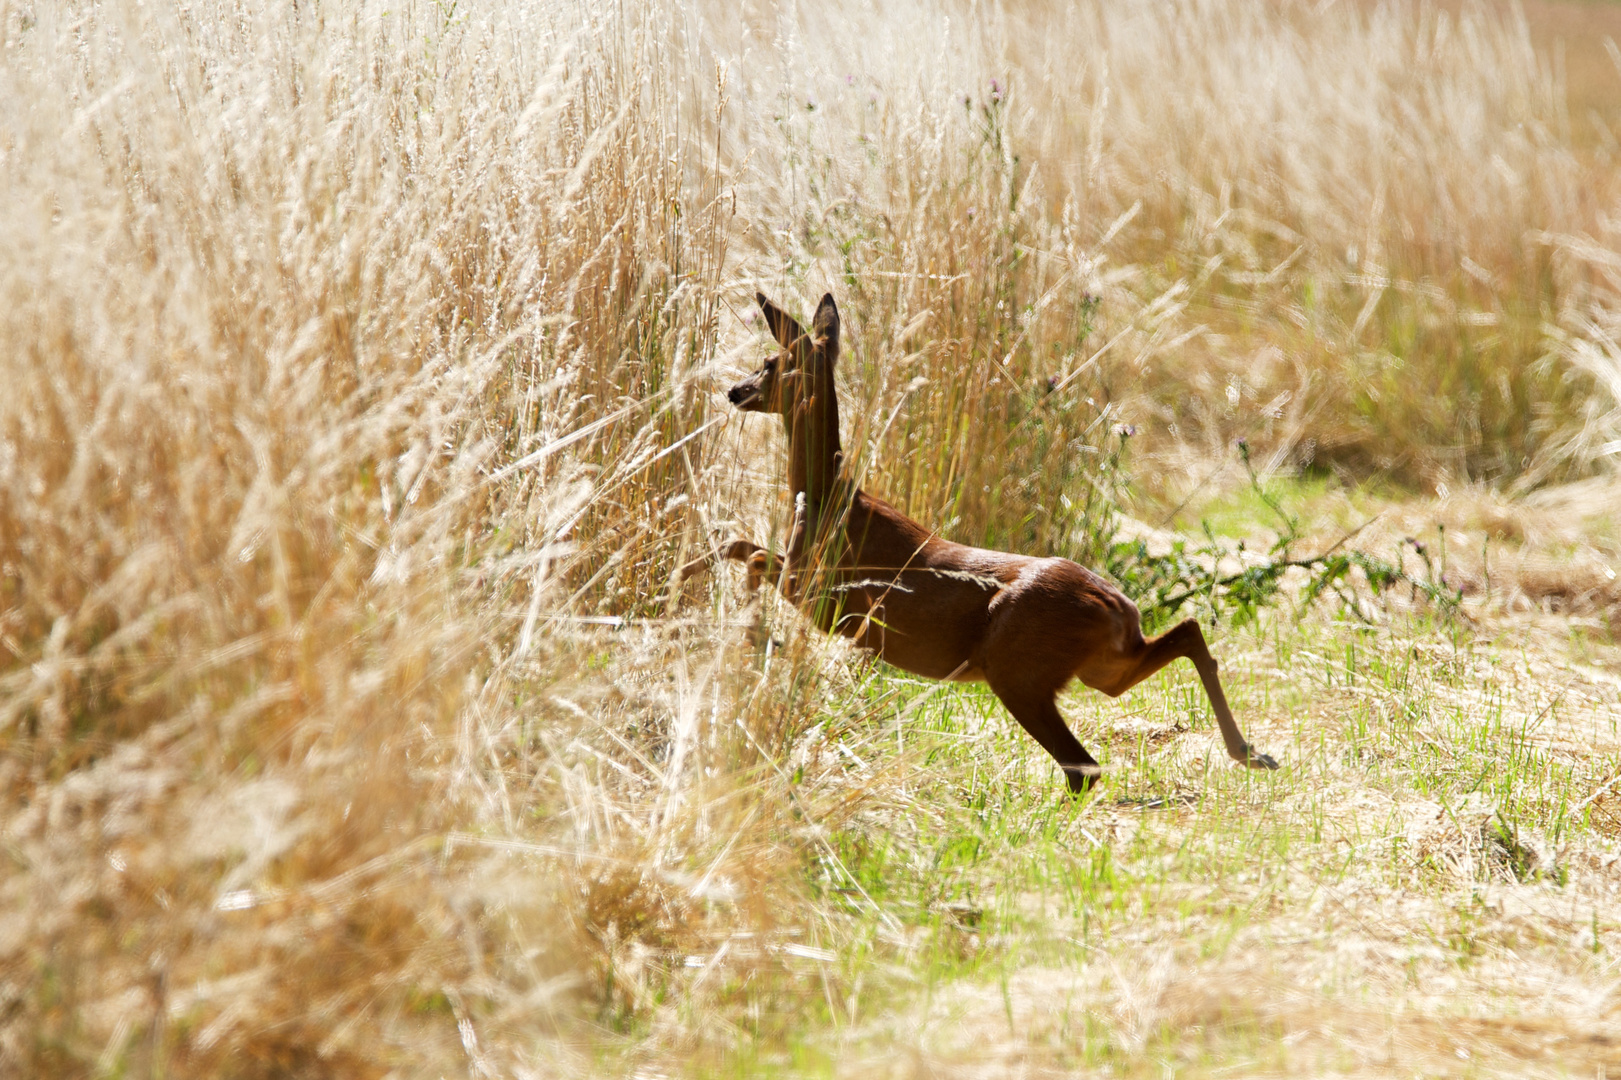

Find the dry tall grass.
xmin=2 ymin=0 xmax=1620 ymax=1076
xmin=718 ymin=0 xmax=1621 ymax=494
xmin=1 ymin=1 xmax=732 ymax=1072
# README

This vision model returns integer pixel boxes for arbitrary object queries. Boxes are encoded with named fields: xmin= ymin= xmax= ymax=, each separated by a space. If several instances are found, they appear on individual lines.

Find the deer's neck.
xmin=783 ymin=371 xmax=844 ymax=519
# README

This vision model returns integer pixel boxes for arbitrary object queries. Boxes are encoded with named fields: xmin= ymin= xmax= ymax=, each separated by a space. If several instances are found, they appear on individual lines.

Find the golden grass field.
xmin=3 ymin=0 xmax=1621 ymax=1075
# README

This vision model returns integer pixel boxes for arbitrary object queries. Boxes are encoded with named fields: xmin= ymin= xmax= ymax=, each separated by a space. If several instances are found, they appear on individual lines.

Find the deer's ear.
xmin=812 ymin=293 xmax=839 ymax=353
xmin=756 ymin=292 xmax=805 ymax=350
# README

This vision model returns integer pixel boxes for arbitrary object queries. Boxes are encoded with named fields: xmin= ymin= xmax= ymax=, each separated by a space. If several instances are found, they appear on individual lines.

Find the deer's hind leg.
xmin=1089 ymin=618 xmax=1276 ymax=771
xmin=986 ymin=677 xmax=1101 ymax=794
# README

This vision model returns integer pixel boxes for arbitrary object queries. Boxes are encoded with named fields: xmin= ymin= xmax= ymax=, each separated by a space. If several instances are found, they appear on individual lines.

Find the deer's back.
xmin=832 ymin=489 xmax=1142 ymax=681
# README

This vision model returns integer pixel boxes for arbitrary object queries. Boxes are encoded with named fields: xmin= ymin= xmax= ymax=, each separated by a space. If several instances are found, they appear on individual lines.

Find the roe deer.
xmin=685 ymin=291 xmax=1277 ymax=792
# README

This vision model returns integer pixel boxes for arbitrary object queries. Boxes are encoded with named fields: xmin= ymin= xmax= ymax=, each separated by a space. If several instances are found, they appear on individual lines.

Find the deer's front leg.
xmin=674 ymin=491 xmax=809 ymax=596
xmin=675 ymin=539 xmax=781 ymax=592
xmin=779 ymin=492 xmax=811 ymax=603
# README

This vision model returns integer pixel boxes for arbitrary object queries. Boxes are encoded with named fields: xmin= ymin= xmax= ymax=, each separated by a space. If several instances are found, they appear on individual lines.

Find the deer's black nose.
xmin=727 ymin=385 xmax=746 ymax=404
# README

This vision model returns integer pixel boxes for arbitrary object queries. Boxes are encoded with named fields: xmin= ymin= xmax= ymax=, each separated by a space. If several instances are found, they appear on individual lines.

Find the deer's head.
xmin=728 ymin=292 xmax=840 ymax=415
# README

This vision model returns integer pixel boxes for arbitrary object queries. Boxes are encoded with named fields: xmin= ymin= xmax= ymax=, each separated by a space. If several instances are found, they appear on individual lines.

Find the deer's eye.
xmin=763 ymin=359 xmax=776 ymax=373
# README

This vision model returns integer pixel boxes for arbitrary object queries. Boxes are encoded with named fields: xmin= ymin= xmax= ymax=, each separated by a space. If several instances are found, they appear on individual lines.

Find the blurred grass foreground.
xmin=3 ymin=0 xmax=1621 ymax=1076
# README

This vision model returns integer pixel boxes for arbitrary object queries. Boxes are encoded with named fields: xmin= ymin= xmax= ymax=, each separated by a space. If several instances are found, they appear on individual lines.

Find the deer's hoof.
xmin=1063 ymin=766 xmax=1100 ymax=796
xmin=1242 ymin=750 xmax=1279 ymax=771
